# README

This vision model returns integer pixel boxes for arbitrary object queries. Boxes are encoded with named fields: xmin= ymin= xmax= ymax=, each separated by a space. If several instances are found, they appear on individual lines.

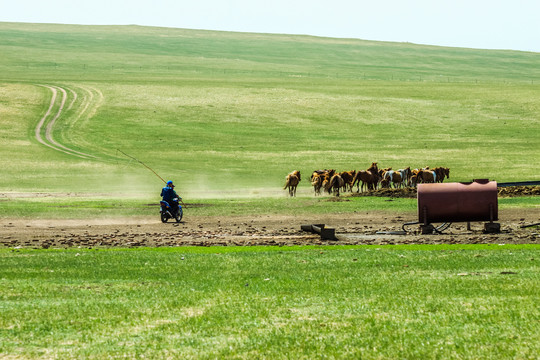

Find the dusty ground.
xmin=350 ymin=185 xmax=540 ymax=198
xmin=1 ymin=208 xmax=538 ymax=248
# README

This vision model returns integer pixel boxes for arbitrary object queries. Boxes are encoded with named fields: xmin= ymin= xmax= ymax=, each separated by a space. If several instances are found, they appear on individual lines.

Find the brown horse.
xmin=433 ymin=167 xmax=446 ymax=183
xmin=410 ymin=174 xmax=419 ymax=187
xmin=417 ymin=169 xmax=436 ymax=184
xmin=443 ymin=167 xmax=450 ymax=181
xmin=311 ymin=173 xmax=324 ymax=196
xmin=339 ymin=170 xmax=357 ymax=192
xmin=352 ymin=163 xmax=379 ymax=192
xmin=382 ymin=170 xmax=403 ymax=188
xmin=325 ymin=174 xmax=344 ymax=196
xmin=311 ymin=169 xmax=334 ymax=181
xmin=284 ymin=170 xmax=301 ymax=197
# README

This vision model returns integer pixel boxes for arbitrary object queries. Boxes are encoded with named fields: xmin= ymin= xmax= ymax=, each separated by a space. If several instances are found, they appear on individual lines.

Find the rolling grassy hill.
xmin=0 ymin=22 xmax=539 ymax=198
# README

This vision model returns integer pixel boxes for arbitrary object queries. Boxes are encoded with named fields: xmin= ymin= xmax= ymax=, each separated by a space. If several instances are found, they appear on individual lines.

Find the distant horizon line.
xmin=1 ymin=20 xmax=538 ymax=54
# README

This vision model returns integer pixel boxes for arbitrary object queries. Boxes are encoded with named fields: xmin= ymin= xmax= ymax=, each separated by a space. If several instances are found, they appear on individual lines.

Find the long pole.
xmin=117 ymin=149 xmax=166 ymax=184
xmin=521 ymin=222 xmax=540 ymax=229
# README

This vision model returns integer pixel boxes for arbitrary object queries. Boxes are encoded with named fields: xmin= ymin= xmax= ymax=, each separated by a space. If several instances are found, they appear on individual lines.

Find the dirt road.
xmin=1 ymin=208 xmax=538 ymax=248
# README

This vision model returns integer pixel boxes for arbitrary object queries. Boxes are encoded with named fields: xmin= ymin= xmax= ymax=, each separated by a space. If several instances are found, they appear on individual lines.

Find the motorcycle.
xmin=160 ymin=197 xmax=183 ymax=223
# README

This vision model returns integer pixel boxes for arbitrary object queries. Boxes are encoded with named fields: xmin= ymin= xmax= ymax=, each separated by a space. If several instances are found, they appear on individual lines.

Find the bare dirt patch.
xmin=350 ymin=186 xmax=540 ymax=199
xmin=498 ymin=186 xmax=540 ymax=197
xmin=1 ymin=208 xmax=538 ymax=249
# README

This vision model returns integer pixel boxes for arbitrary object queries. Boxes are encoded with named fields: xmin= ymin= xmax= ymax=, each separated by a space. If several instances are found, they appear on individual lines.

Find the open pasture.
xmin=0 ymin=23 xmax=539 ymax=359
xmin=0 ymin=22 xmax=539 ymax=202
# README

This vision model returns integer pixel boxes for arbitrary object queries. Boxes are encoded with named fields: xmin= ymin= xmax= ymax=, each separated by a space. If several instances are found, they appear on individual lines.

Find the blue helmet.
xmin=166 ymin=180 xmax=173 ymax=186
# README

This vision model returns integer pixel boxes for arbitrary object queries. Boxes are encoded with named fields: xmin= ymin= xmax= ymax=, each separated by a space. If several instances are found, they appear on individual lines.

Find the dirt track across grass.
xmin=1 ymin=208 xmax=538 ymax=248
xmin=35 ymin=84 xmax=101 ymax=159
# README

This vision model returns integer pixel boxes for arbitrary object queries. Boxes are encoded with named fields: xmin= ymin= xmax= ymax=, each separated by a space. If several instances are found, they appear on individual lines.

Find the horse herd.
xmin=283 ymin=163 xmax=450 ymax=197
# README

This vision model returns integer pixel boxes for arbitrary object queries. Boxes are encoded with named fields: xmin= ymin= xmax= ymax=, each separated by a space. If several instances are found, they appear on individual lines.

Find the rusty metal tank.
xmin=417 ymin=180 xmax=498 ymax=224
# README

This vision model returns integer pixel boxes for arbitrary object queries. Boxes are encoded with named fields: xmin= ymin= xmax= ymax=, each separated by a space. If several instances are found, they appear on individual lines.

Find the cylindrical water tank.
xmin=417 ymin=180 xmax=498 ymax=224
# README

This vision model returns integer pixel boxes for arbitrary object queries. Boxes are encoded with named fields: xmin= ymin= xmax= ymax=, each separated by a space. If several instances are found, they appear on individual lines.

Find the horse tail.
xmin=352 ymin=172 xmax=360 ymax=187
xmin=283 ymin=176 xmax=290 ymax=190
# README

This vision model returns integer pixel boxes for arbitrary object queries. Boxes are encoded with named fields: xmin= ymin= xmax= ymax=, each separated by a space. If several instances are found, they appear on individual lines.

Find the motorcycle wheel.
xmin=175 ymin=208 xmax=183 ymax=223
xmin=160 ymin=212 xmax=168 ymax=223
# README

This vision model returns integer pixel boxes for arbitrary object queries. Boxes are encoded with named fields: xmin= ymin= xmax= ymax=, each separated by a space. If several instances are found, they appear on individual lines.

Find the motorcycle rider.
xmin=161 ymin=180 xmax=185 ymax=215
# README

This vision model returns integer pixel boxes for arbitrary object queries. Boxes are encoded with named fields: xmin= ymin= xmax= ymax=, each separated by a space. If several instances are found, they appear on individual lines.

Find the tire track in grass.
xmin=68 ymin=85 xmax=105 ymax=156
xmin=51 ymin=85 xmax=98 ymax=158
xmin=35 ymin=85 xmax=64 ymax=153
xmin=36 ymin=85 xmax=97 ymax=159
xmin=85 ymin=85 xmax=104 ymax=120
xmin=65 ymin=86 xmax=78 ymax=112
xmin=74 ymin=85 xmax=94 ymax=123
xmin=76 ymin=85 xmax=104 ymax=127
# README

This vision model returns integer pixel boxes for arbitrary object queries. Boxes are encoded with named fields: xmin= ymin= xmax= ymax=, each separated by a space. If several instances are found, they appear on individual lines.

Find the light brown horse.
xmin=311 ymin=173 xmax=324 ymax=196
xmin=284 ymin=170 xmax=301 ymax=197
xmin=382 ymin=170 xmax=403 ymax=188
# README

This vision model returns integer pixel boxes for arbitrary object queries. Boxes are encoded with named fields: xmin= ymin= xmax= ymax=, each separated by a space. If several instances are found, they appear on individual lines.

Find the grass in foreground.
xmin=0 ymin=245 xmax=538 ymax=359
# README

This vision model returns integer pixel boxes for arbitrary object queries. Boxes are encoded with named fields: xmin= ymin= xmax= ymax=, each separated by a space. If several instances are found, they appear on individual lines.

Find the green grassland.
xmin=0 ymin=22 xmax=539 ymax=208
xmin=0 ymin=194 xmax=538 ymax=220
xmin=1 ymin=245 xmax=539 ymax=359
xmin=1 ymin=23 xmax=539 ymax=359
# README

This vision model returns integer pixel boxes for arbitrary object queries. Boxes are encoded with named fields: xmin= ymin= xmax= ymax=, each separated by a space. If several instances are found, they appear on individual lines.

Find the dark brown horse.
xmin=442 ymin=167 xmax=450 ymax=182
xmin=352 ymin=162 xmax=379 ymax=192
xmin=417 ymin=169 xmax=436 ymax=184
xmin=339 ymin=170 xmax=357 ymax=192
xmin=433 ymin=167 xmax=447 ymax=183
xmin=325 ymin=174 xmax=344 ymax=196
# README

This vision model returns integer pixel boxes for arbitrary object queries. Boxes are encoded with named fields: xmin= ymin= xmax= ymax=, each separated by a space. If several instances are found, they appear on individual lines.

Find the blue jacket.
xmin=161 ymin=186 xmax=179 ymax=203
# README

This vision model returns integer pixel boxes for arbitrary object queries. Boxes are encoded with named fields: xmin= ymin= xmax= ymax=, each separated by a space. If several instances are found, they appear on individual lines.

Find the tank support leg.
xmin=420 ymin=224 xmax=435 ymax=235
xmin=484 ymin=222 xmax=501 ymax=234
xmin=484 ymin=203 xmax=501 ymax=233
